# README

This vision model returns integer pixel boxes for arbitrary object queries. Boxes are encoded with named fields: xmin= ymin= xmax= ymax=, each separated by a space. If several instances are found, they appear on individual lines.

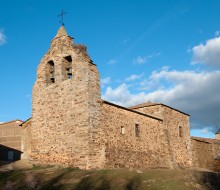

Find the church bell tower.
xmin=31 ymin=26 xmax=104 ymax=169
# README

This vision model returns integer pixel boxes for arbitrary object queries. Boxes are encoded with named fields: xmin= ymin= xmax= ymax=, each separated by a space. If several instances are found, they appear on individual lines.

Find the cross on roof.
xmin=58 ymin=10 xmax=67 ymax=26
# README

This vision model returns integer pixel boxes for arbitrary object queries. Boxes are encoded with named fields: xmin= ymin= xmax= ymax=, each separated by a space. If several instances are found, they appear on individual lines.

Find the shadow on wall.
xmin=0 ymin=144 xmax=22 ymax=165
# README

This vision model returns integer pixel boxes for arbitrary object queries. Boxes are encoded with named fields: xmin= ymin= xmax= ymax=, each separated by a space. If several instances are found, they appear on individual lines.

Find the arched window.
xmin=47 ymin=60 xmax=55 ymax=84
xmin=62 ymin=55 xmax=72 ymax=80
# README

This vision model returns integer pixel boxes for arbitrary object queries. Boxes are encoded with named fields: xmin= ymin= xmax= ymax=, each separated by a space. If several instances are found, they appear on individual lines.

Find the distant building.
xmin=1 ymin=26 xmax=220 ymax=171
xmin=0 ymin=120 xmax=23 ymax=161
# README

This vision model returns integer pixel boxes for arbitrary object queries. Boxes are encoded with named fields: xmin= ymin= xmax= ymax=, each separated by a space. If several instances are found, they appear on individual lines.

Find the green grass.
xmin=0 ymin=167 xmax=219 ymax=190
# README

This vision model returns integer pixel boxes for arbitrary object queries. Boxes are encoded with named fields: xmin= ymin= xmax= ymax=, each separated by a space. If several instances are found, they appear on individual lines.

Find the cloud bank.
xmin=192 ymin=37 xmax=220 ymax=67
xmin=102 ymin=68 xmax=220 ymax=132
xmin=102 ymin=36 xmax=220 ymax=134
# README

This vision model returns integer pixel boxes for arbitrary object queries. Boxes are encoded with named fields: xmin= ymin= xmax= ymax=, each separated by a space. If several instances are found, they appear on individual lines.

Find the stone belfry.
xmin=31 ymin=26 xmax=105 ymax=169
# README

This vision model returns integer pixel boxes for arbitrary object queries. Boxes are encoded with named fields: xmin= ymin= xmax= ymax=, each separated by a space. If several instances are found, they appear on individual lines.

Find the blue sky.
xmin=1 ymin=0 xmax=220 ymax=138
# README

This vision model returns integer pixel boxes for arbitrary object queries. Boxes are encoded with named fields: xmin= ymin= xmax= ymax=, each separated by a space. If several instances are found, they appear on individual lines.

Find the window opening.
xmin=48 ymin=60 xmax=55 ymax=83
xmin=121 ymin=126 xmax=125 ymax=135
xmin=64 ymin=56 xmax=72 ymax=79
xmin=67 ymin=67 xmax=72 ymax=79
xmin=135 ymin=124 xmax=140 ymax=137
xmin=179 ymin=126 xmax=183 ymax=137
xmin=65 ymin=55 xmax=72 ymax=62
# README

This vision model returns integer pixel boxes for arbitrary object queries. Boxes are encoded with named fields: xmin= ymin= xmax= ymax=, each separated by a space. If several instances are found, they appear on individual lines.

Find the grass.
xmin=0 ymin=167 xmax=219 ymax=190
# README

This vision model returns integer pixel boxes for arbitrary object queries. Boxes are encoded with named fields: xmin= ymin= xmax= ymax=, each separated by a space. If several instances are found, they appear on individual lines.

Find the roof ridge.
xmin=129 ymin=102 xmax=189 ymax=116
xmin=0 ymin=119 xmax=23 ymax=126
xmin=102 ymin=100 xmax=163 ymax=121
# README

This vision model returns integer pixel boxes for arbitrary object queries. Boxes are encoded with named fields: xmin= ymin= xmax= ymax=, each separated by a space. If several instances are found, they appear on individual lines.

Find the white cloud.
xmin=125 ymin=73 xmax=144 ymax=82
xmin=191 ymin=128 xmax=215 ymax=138
xmin=0 ymin=29 xmax=6 ymax=45
xmin=102 ymin=67 xmax=220 ymax=132
xmin=101 ymin=77 xmax=111 ymax=87
xmin=107 ymin=59 xmax=117 ymax=64
xmin=192 ymin=37 xmax=220 ymax=67
xmin=133 ymin=52 xmax=161 ymax=64
xmin=133 ymin=56 xmax=147 ymax=64
xmin=102 ymin=83 xmax=149 ymax=106
xmin=200 ymin=128 xmax=210 ymax=134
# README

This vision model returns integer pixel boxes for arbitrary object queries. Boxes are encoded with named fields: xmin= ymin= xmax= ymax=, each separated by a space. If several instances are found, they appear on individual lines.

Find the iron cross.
xmin=58 ymin=10 xmax=67 ymax=25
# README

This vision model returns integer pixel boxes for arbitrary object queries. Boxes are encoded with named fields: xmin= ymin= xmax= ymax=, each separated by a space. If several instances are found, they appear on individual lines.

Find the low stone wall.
xmin=21 ymin=119 xmax=31 ymax=159
xmin=191 ymin=137 xmax=220 ymax=171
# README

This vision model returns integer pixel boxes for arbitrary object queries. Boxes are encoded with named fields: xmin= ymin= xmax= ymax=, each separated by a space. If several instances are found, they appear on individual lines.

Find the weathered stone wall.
xmin=162 ymin=106 xmax=192 ymax=168
xmin=132 ymin=105 xmax=192 ymax=168
xmin=31 ymin=26 xmax=104 ymax=169
xmin=191 ymin=137 xmax=220 ymax=171
xmin=27 ymin=25 xmax=218 ymax=171
xmin=21 ymin=119 xmax=31 ymax=160
xmin=101 ymin=102 xmax=172 ymax=169
xmin=0 ymin=120 xmax=22 ymax=151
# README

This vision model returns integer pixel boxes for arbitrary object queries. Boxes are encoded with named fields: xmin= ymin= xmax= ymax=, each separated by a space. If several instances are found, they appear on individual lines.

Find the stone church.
xmin=1 ymin=26 xmax=220 ymax=170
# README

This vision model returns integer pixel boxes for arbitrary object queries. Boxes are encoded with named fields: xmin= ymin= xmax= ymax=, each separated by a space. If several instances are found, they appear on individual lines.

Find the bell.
xmin=67 ymin=68 xmax=72 ymax=75
xmin=50 ymin=72 xmax=54 ymax=78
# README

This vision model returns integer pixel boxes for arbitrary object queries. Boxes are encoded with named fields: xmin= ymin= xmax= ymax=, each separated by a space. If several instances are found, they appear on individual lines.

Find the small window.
xmin=65 ymin=55 xmax=72 ymax=62
xmin=179 ymin=126 xmax=183 ymax=137
xmin=121 ymin=126 xmax=125 ymax=135
xmin=135 ymin=124 xmax=140 ymax=137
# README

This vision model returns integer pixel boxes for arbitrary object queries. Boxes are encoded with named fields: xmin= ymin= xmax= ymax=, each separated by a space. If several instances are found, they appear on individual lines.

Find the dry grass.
xmin=0 ymin=165 xmax=219 ymax=190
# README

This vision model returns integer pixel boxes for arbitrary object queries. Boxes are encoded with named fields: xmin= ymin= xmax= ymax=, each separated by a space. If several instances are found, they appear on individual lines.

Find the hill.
xmin=0 ymin=161 xmax=220 ymax=190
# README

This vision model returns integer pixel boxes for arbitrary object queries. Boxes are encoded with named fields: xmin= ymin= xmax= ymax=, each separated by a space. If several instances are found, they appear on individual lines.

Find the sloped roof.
xmin=129 ymin=102 xmax=190 ymax=116
xmin=102 ymin=100 xmax=163 ymax=121
xmin=191 ymin=136 xmax=220 ymax=144
xmin=54 ymin=25 xmax=68 ymax=39
xmin=0 ymin=120 xmax=23 ymax=128
xmin=129 ymin=102 xmax=160 ymax=109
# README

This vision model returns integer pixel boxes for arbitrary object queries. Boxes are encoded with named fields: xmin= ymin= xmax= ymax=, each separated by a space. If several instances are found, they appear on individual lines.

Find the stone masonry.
xmin=0 ymin=120 xmax=22 ymax=151
xmin=31 ymin=26 xmax=103 ymax=169
xmin=0 ymin=120 xmax=23 ymax=161
xmin=130 ymin=103 xmax=192 ymax=168
xmin=3 ymin=25 xmax=219 ymax=171
xmin=101 ymin=101 xmax=172 ymax=169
